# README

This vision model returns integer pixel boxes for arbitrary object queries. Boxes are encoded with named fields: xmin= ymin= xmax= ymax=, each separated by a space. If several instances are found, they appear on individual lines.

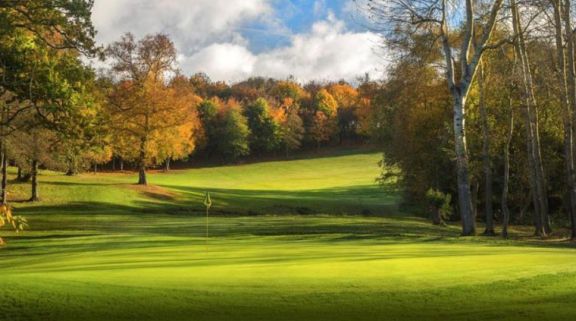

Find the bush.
xmin=425 ymin=189 xmax=452 ymax=225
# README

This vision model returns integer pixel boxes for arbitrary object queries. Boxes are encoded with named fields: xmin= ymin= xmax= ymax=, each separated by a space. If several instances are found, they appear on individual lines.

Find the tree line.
xmin=8 ymin=0 xmax=575 ymax=242
xmin=0 ymin=1 xmax=377 ymax=204
xmin=364 ymin=0 xmax=576 ymax=239
xmin=101 ymin=32 xmax=377 ymax=185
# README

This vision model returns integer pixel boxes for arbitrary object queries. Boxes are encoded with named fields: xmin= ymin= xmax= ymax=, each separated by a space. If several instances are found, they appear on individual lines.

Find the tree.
xmin=310 ymin=111 xmax=336 ymax=149
xmin=368 ymin=0 xmax=505 ymax=235
xmin=510 ymin=0 xmax=550 ymax=236
xmin=1 ymin=25 xmax=100 ymax=202
xmin=197 ymin=98 xmax=220 ymax=157
xmin=279 ymin=103 xmax=305 ymax=155
xmin=373 ymin=54 xmax=454 ymax=203
xmin=215 ymin=101 xmax=251 ymax=162
xmin=0 ymin=0 xmax=96 ymax=54
xmin=244 ymin=98 xmax=281 ymax=154
xmin=307 ymin=89 xmax=338 ymax=148
xmin=314 ymin=89 xmax=338 ymax=117
xmin=478 ymin=63 xmax=495 ymax=236
xmin=270 ymin=80 xmax=307 ymax=103
xmin=551 ymin=0 xmax=576 ymax=240
xmin=156 ymin=76 xmax=202 ymax=171
xmin=328 ymin=83 xmax=360 ymax=143
xmin=106 ymin=33 xmax=199 ymax=185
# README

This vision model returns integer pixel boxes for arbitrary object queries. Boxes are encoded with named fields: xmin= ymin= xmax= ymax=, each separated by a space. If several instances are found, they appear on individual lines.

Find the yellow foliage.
xmin=327 ymin=83 xmax=358 ymax=109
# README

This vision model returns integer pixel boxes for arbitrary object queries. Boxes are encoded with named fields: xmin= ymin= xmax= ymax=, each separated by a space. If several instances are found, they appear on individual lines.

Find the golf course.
xmin=1 ymin=150 xmax=575 ymax=321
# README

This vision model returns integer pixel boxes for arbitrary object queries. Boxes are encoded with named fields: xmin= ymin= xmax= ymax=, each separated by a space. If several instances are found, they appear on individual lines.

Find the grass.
xmin=1 ymin=149 xmax=576 ymax=321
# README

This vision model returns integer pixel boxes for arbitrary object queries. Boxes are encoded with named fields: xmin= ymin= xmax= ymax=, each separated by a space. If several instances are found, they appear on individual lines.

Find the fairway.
xmin=1 ymin=152 xmax=576 ymax=321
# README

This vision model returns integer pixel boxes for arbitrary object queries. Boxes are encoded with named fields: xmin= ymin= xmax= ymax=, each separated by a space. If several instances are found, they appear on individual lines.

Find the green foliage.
xmin=314 ymin=89 xmax=338 ymax=117
xmin=244 ymin=98 xmax=281 ymax=154
xmin=271 ymin=80 xmax=306 ymax=101
xmin=0 ymin=0 xmax=97 ymax=54
xmin=425 ymin=189 xmax=453 ymax=221
xmin=216 ymin=107 xmax=251 ymax=162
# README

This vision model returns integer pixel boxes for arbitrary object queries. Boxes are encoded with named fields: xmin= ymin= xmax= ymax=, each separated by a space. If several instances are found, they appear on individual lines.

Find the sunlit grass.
xmin=1 ymin=150 xmax=576 ymax=321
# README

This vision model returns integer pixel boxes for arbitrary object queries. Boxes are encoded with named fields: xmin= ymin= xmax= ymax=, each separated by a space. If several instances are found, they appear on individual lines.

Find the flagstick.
xmin=203 ymin=192 xmax=212 ymax=247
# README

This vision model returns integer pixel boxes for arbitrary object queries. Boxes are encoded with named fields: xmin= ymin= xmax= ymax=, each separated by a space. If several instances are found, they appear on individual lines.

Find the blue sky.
xmin=244 ymin=0 xmax=360 ymax=52
xmin=92 ymin=0 xmax=381 ymax=82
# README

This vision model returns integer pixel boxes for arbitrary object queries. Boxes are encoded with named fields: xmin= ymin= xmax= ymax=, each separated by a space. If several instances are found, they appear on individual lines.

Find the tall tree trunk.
xmin=17 ymin=167 xmax=22 ymax=181
xmin=502 ymin=107 xmax=514 ymax=239
xmin=137 ymin=137 xmax=147 ymax=185
xmin=30 ymin=159 xmax=39 ymax=202
xmin=471 ymin=180 xmax=480 ymax=222
xmin=479 ymin=63 xmax=495 ymax=236
xmin=66 ymin=155 xmax=77 ymax=176
xmin=1 ymin=145 xmax=7 ymax=205
xmin=553 ymin=0 xmax=576 ymax=239
xmin=164 ymin=157 xmax=171 ymax=172
xmin=120 ymin=158 xmax=124 ymax=171
xmin=438 ymin=0 xmax=498 ymax=236
xmin=561 ymin=0 xmax=576 ymax=240
xmin=511 ymin=0 xmax=549 ymax=237
xmin=453 ymin=93 xmax=476 ymax=235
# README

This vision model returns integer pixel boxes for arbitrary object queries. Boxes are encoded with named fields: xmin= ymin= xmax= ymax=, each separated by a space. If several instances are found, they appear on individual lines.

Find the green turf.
xmin=1 ymin=151 xmax=576 ymax=321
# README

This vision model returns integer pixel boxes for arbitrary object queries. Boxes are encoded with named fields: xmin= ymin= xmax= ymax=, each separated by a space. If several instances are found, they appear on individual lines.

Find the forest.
xmin=2 ymin=1 xmax=576 ymax=320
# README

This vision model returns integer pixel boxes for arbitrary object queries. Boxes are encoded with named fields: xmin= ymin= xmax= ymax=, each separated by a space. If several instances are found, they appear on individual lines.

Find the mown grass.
xmin=1 ymin=150 xmax=576 ymax=321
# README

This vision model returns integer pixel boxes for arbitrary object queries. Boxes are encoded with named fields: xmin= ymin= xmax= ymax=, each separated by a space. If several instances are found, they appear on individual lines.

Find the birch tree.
xmin=558 ymin=0 xmax=576 ymax=240
xmin=366 ymin=0 xmax=504 ymax=235
xmin=541 ymin=0 xmax=576 ymax=239
xmin=510 ymin=0 xmax=550 ymax=237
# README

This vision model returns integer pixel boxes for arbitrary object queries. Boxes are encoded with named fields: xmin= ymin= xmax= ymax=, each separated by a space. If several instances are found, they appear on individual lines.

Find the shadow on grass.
xmin=156 ymin=184 xmax=399 ymax=216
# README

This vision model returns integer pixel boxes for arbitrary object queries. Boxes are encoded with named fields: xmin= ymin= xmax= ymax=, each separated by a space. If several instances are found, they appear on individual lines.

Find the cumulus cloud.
xmin=91 ymin=0 xmax=384 ymax=83
xmin=92 ymin=0 xmax=271 ymax=52
xmin=183 ymin=14 xmax=383 ymax=83
xmin=180 ymin=44 xmax=256 ymax=82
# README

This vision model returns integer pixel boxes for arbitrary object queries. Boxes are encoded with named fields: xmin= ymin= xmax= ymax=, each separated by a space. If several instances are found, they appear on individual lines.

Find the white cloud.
xmin=92 ymin=0 xmax=271 ymax=53
xmin=181 ymin=43 xmax=256 ymax=82
xmin=91 ymin=1 xmax=384 ymax=83
xmin=182 ymin=14 xmax=384 ymax=83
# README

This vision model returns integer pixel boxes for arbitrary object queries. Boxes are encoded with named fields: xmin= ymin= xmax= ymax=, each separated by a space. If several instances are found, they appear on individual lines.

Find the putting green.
xmin=1 ymin=151 xmax=575 ymax=321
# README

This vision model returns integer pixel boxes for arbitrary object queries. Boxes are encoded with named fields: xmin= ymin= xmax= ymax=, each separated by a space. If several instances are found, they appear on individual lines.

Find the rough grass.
xmin=1 ymin=150 xmax=576 ymax=321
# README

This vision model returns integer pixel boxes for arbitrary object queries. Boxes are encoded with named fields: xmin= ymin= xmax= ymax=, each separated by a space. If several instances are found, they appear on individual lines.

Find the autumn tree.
xmin=328 ymin=83 xmax=359 ymax=143
xmin=106 ymin=33 xmax=199 ymax=185
xmin=309 ymin=89 xmax=338 ymax=148
xmin=160 ymin=78 xmax=201 ymax=171
xmin=270 ymin=80 xmax=307 ymax=103
xmin=278 ymin=100 xmax=304 ymax=156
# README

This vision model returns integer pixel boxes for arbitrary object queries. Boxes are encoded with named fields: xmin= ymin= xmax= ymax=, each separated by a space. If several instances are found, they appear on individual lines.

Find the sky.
xmin=91 ymin=0 xmax=383 ymax=83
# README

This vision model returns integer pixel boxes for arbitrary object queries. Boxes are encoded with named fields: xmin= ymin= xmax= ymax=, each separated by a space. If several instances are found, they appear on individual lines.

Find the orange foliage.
xmin=327 ymin=83 xmax=358 ymax=109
